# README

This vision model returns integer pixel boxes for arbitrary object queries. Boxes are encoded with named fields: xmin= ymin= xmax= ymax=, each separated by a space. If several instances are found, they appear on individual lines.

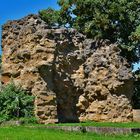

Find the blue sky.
xmin=0 ymin=0 xmax=58 ymax=24
xmin=0 ymin=0 xmax=59 ymax=53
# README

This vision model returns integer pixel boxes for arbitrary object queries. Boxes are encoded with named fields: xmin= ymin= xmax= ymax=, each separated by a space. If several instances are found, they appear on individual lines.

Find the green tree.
xmin=39 ymin=8 xmax=60 ymax=27
xmin=57 ymin=0 xmax=140 ymax=64
xmin=39 ymin=7 xmax=71 ymax=27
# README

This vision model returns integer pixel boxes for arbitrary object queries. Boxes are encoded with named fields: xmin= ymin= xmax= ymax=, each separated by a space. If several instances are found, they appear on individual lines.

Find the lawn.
xmin=49 ymin=121 xmax=140 ymax=128
xmin=0 ymin=126 xmax=139 ymax=140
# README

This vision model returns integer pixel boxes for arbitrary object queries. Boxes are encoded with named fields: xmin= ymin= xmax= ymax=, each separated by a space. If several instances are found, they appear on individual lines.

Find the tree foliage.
xmin=58 ymin=0 xmax=139 ymax=39
xmin=0 ymin=83 xmax=34 ymax=121
xmin=39 ymin=8 xmax=60 ymax=27
xmin=39 ymin=7 xmax=71 ymax=27
xmin=59 ymin=0 xmax=140 ymax=63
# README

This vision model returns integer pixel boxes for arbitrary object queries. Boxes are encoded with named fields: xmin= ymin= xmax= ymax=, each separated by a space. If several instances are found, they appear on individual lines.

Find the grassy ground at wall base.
xmin=51 ymin=121 xmax=140 ymax=128
xmin=0 ymin=126 xmax=140 ymax=140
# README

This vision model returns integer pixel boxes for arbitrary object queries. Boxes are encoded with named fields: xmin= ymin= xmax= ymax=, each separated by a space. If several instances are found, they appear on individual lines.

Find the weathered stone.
xmin=45 ymin=126 xmax=140 ymax=135
xmin=1 ymin=14 xmax=134 ymax=123
xmin=133 ymin=109 xmax=140 ymax=122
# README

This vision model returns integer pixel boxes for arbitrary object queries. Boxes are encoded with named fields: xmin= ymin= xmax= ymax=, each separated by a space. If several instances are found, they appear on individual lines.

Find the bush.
xmin=0 ymin=83 xmax=35 ymax=122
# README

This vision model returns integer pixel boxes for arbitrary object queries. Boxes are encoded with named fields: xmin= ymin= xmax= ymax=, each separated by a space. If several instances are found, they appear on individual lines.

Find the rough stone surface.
xmin=45 ymin=126 xmax=139 ymax=135
xmin=133 ymin=109 xmax=140 ymax=122
xmin=1 ymin=14 xmax=133 ymax=124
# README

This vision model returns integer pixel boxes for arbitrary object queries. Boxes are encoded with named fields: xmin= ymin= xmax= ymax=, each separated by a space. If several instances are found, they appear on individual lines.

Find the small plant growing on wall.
xmin=0 ymin=83 xmax=35 ymax=122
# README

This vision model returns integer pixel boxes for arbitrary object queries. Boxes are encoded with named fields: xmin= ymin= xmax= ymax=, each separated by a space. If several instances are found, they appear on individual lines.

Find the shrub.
xmin=0 ymin=83 xmax=35 ymax=122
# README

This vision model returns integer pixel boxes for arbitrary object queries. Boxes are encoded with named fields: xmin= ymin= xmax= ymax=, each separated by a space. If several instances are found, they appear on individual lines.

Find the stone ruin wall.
xmin=1 ymin=15 xmax=134 ymax=124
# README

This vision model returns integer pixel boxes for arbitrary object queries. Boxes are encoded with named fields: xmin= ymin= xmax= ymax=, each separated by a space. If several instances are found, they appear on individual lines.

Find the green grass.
xmin=0 ymin=122 xmax=140 ymax=140
xmin=51 ymin=121 xmax=140 ymax=128
xmin=0 ymin=126 xmax=139 ymax=140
